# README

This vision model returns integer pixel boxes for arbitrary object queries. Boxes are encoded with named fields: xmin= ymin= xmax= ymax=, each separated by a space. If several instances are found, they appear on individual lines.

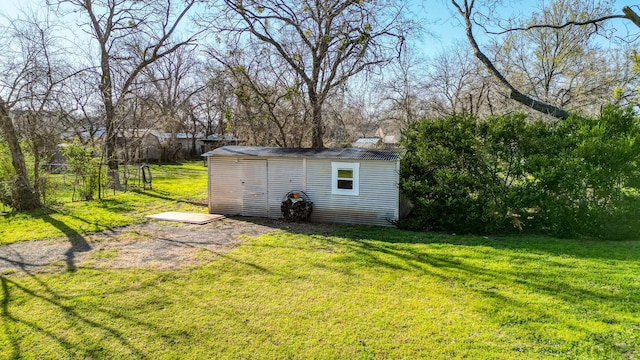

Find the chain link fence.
xmin=0 ymin=162 xmax=153 ymax=211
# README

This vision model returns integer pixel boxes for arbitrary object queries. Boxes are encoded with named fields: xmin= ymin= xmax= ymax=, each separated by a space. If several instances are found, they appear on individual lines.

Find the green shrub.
xmin=62 ymin=139 xmax=101 ymax=201
xmin=399 ymin=113 xmax=495 ymax=233
xmin=400 ymin=105 xmax=640 ymax=238
xmin=0 ymin=139 xmax=16 ymax=208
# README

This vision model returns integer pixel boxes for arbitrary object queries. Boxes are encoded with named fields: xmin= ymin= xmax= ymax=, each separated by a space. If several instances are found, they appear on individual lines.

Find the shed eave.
xmin=202 ymin=146 xmax=403 ymax=161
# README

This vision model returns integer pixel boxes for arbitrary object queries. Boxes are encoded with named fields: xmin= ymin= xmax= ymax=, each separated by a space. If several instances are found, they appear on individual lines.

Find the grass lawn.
xmin=0 ymin=161 xmax=208 ymax=244
xmin=1 ymin=160 xmax=639 ymax=359
xmin=1 ymin=225 xmax=639 ymax=359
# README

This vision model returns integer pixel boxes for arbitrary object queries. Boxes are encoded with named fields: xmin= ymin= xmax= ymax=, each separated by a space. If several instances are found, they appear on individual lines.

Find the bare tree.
xmin=424 ymin=43 xmax=512 ymax=118
xmin=609 ymin=46 xmax=640 ymax=106
xmin=450 ymin=0 xmax=640 ymax=120
xmin=212 ymin=44 xmax=311 ymax=147
xmin=451 ymin=0 xmax=569 ymax=119
xmin=496 ymin=0 xmax=624 ymax=114
xmin=141 ymin=45 xmax=202 ymax=156
xmin=0 ymin=8 xmax=68 ymax=210
xmin=193 ymin=66 xmax=236 ymax=138
xmin=325 ymin=89 xmax=382 ymax=144
xmin=207 ymin=0 xmax=413 ymax=147
xmin=53 ymin=0 xmax=198 ymax=185
xmin=380 ymin=49 xmax=431 ymax=131
xmin=54 ymin=69 xmax=104 ymax=145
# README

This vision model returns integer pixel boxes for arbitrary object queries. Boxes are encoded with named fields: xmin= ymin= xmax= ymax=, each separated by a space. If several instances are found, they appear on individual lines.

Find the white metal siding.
xmin=240 ymin=159 xmax=268 ymax=217
xmin=208 ymin=157 xmax=242 ymax=214
xmin=306 ymin=159 xmax=399 ymax=226
xmin=266 ymin=159 xmax=304 ymax=218
xmin=208 ymin=155 xmax=399 ymax=226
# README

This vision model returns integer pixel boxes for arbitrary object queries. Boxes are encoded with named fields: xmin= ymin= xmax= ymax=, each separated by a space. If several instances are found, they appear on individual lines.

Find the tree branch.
xmin=486 ymin=6 xmax=640 ymax=35
xmin=487 ymin=15 xmax=627 ymax=35
xmin=623 ymin=6 xmax=640 ymax=28
xmin=451 ymin=0 xmax=570 ymax=119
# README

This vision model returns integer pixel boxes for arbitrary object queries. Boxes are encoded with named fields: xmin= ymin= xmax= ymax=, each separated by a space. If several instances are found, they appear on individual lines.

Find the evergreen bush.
xmin=399 ymin=105 xmax=640 ymax=238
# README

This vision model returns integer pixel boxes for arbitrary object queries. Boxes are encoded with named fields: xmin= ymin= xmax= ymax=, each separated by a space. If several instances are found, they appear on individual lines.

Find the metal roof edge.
xmin=202 ymin=146 xmax=403 ymax=161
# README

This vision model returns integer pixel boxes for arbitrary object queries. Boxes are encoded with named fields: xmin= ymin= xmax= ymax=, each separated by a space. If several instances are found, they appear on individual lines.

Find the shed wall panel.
xmin=208 ymin=157 xmax=242 ymax=214
xmin=266 ymin=159 xmax=304 ymax=218
xmin=207 ymin=155 xmax=399 ymax=226
xmin=305 ymin=159 xmax=399 ymax=226
xmin=240 ymin=159 xmax=268 ymax=217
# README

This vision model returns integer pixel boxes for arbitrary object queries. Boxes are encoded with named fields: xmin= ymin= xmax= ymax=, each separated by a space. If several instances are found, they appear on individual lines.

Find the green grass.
xmin=0 ymin=161 xmax=208 ymax=244
xmin=1 ymin=226 xmax=639 ymax=359
xmin=1 ymin=160 xmax=639 ymax=358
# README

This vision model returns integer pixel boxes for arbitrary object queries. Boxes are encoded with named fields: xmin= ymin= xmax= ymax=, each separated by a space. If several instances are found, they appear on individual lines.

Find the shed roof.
xmin=199 ymin=134 xmax=240 ymax=142
xmin=355 ymin=138 xmax=382 ymax=144
xmin=202 ymin=146 xmax=402 ymax=161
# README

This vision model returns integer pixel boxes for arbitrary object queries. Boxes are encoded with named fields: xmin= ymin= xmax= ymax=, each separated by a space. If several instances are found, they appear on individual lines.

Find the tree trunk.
xmin=469 ymin=29 xmax=569 ymax=119
xmin=311 ymin=110 xmax=324 ymax=148
xmin=190 ymin=114 xmax=198 ymax=156
xmin=309 ymin=91 xmax=324 ymax=148
xmin=0 ymin=97 xmax=42 ymax=211
xmin=100 ymin=58 xmax=121 ymax=189
xmin=32 ymin=142 xmax=41 ymax=202
xmin=104 ymin=108 xmax=121 ymax=189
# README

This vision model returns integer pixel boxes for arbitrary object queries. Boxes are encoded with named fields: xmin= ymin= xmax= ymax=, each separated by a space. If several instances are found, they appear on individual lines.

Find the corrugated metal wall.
xmin=209 ymin=157 xmax=270 ymax=217
xmin=266 ymin=158 xmax=304 ymax=217
xmin=208 ymin=156 xmax=399 ymax=226
xmin=305 ymin=159 xmax=399 ymax=226
xmin=208 ymin=157 xmax=242 ymax=214
xmin=240 ymin=159 xmax=268 ymax=217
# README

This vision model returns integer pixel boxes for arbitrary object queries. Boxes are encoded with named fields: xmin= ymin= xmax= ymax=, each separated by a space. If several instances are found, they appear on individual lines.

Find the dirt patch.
xmin=0 ymin=218 xmax=297 ymax=274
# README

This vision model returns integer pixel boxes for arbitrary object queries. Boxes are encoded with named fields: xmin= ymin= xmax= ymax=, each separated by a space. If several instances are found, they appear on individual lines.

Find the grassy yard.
xmin=1 ymin=161 xmax=639 ymax=359
xmin=0 ymin=161 xmax=208 ymax=244
xmin=1 ymin=226 xmax=639 ymax=358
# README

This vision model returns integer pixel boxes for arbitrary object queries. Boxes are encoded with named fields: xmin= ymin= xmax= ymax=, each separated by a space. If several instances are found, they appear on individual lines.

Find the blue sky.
xmin=2 ymin=0 xmax=639 ymax=60
xmin=409 ymin=0 xmax=640 ymax=59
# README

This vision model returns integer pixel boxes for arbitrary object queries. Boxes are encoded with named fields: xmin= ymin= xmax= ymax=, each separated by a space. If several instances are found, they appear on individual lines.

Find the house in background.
xmin=79 ymin=128 xmax=206 ymax=162
xmin=352 ymin=127 xmax=400 ymax=149
xmin=198 ymin=134 xmax=241 ymax=154
xmin=173 ymin=132 xmax=203 ymax=156
xmin=64 ymin=128 xmax=243 ymax=164
xmin=203 ymin=146 xmax=402 ymax=226
xmin=156 ymin=132 xmax=201 ymax=160
xmin=140 ymin=132 xmax=162 ymax=161
xmin=352 ymin=137 xmax=384 ymax=149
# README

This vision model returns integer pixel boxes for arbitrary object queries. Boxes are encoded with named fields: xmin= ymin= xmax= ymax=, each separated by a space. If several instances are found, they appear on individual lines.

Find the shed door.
xmin=240 ymin=159 xmax=268 ymax=217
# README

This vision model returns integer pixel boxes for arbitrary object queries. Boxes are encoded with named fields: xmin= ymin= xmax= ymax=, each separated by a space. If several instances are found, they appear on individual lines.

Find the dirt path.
xmin=0 ymin=218 xmax=282 ymax=274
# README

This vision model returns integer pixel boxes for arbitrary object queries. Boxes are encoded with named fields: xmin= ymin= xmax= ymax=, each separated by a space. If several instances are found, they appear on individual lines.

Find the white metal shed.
xmin=202 ymin=146 xmax=402 ymax=226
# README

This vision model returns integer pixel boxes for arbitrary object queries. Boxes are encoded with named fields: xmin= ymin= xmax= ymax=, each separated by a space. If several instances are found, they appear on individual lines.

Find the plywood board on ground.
xmin=146 ymin=212 xmax=225 ymax=225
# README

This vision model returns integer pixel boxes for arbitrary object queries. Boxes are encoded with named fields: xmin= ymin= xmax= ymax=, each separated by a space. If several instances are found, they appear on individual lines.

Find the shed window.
xmin=332 ymin=162 xmax=359 ymax=195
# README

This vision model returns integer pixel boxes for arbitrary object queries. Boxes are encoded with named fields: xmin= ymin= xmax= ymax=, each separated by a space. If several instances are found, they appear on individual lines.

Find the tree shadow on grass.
xmin=154 ymin=235 xmax=272 ymax=274
xmin=262 ymin=220 xmax=639 ymax=301
xmin=1 ymin=208 xmax=99 ymax=271
xmin=39 ymin=213 xmax=91 ymax=272
xmin=91 ymin=198 xmax=139 ymax=213
xmin=0 ymin=225 xmax=194 ymax=359
xmin=131 ymin=189 xmax=207 ymax=208
xmin=0 ymin=269 xmax=154 ymax=359
xmin=0 ymin=212 xmax=151 ymax=357
xmin=242 ymin=216 xmax=640 ymax=262
xmin=234 ymin=217 xmax=640 ymax=356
